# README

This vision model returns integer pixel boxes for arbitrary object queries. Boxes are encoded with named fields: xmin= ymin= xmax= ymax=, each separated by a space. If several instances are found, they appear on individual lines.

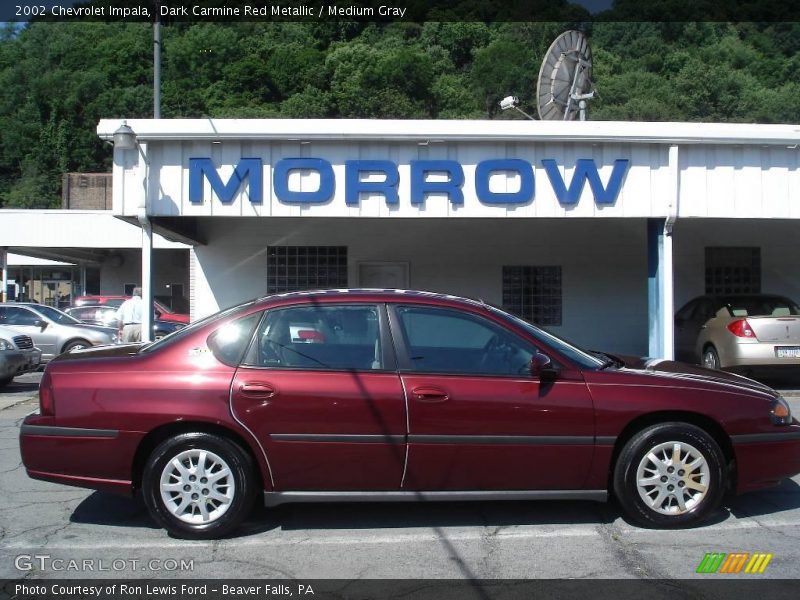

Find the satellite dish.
xmin=536 ymin=30 xmax=595 ymax=121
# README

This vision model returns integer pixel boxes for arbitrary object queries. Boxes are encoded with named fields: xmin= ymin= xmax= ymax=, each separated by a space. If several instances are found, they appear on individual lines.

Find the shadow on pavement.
xmin=70 ymin=492 xmax=158 ymax=529
xmin=68 ymin=479 xmax=800 ymax=539
xmin=727 ymin=478 xmax=800 ymax=519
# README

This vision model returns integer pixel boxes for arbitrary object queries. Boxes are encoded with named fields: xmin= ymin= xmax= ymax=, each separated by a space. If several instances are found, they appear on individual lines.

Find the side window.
xmin=243 ymin=305 xmax=383 ymax=371
xmin=695 ymin=299 xmax=715 ymax=321
xmin=0 ymin=307 xmax=40 ymax=326
xmin=675 ymin=300 xmax=697 ymax=322
xmin=395 ymin=305 xmax=535 ymax=376
xmin=207 ymin=313 xmax=262 ymax=367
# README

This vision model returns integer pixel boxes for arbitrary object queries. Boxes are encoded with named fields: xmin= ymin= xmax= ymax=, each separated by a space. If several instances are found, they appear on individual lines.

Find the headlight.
xmin=0 ymin=338 xmax=13 ymax=351
xmin=770 ymin=396 xmax=793 ymax=426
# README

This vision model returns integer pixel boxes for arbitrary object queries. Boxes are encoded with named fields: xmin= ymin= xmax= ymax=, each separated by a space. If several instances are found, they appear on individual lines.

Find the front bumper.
xmin=732 ymin=425 xmax=800 ymax=493
xmin=0 ymin=348 xmax=40 ymax=379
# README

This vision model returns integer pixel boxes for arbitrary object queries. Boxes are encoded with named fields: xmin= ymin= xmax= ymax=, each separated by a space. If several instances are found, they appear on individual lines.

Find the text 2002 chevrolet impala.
xmin=20 ymin=290 xmax=800 ymax=538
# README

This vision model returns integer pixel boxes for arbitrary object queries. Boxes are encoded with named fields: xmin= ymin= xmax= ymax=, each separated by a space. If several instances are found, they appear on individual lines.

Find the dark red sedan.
xmin=20 ymin=290 xmax=800 ymax=539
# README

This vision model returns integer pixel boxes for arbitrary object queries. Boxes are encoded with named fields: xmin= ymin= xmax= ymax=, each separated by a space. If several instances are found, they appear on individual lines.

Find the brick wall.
xmin=62 ymin=173 xmax=112 ymax=210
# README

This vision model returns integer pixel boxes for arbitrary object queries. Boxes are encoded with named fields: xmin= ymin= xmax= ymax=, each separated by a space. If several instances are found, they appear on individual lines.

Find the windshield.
xmin=30 ymin=304 xmax=83 ymax=325
xmin=487 ymin=305 xmax=605 ymax=369
xmin=139 ymin=301 xmax=256 ymax=353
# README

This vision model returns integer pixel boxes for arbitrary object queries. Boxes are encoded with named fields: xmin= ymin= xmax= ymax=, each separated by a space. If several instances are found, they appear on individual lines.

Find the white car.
xmin=0 ymin=325 xmax=41 ymax=387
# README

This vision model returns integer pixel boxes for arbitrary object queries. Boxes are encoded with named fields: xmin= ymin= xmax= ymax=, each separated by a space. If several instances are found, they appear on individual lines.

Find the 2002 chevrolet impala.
xmin=20 ymin=290 xmax=800 ymax=538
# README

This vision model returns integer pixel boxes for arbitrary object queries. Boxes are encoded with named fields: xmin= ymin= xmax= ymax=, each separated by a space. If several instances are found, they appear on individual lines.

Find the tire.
xmin=142 ymin=432 xmax=256 ymax=539
xmin=613 ymin=422 xmax=726 ymax=528
xmin=702 ymin=346 xmax=721 ymax=370
xmin=0 ymin=376 xmax=13 ymax=388
xmin=62 ymin=339 xmax=91 ymax=353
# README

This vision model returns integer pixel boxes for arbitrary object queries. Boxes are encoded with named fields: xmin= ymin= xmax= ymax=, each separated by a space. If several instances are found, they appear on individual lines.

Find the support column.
xmin=647 ymin=219 xmax=675 ymax=359
xmin=0 ymin=247 xmax=7 ymax=303
xmin=79 ymin=265 xmax=87 ymax=297
xmin=141 ymin=222 xmax=154 ymax=342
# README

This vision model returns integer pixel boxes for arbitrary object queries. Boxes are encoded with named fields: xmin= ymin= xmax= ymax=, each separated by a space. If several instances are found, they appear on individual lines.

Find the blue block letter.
xmin=475 ymin=159 xmax=534 ymax=205
xmin=542 ymin=159 xmax=629 ymax=205
xmin=345 ymin=160 xmax=399 ymax=206
xmin=410 ymin=160 xmax=464 ymax=206
xmin=274 ymin=158 xmax=335 ymax=204
xmin=189 ymin=157 xmax=263 ymax=204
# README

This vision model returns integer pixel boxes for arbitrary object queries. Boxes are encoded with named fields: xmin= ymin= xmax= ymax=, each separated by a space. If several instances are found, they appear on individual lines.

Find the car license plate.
xmin=775 ymin=346 xmax=800 ymax=358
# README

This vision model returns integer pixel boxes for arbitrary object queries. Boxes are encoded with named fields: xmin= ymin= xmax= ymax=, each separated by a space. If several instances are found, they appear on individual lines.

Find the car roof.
xmin=254 ymin=288 xmax=488 ymax=310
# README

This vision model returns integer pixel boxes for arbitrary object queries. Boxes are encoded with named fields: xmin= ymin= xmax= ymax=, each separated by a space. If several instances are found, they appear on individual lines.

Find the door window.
xmin=0 ymin=306 xmax=40 ymax=326
xmin=395 ymin=305 xmax=535 ymax=376
xmin=243 ymin=305 xmax=383 ymax=371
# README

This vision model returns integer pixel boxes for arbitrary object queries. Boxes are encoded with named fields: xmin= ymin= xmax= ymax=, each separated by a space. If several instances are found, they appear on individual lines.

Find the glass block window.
xmin=267 ymin=246 xmax=348 ymax=294
xmin=705 ymin=247 xmax=761 ymax=295
xmin=502 ymin=266 xmax=562 ymax=326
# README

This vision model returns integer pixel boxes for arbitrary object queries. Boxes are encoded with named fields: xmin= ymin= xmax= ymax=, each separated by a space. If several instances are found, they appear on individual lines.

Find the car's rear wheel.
xmin=0 ymin=376 xmax=12 ymax=388
xmin=702 ymin=345 xmax=721 ymax=370
xmin=142 ymin=433 xmax=256 ymax=539
xmin=613 ymin=422 xmax=726 ymax=528
xmin=63 ymin=339 xmax=91 ymax=353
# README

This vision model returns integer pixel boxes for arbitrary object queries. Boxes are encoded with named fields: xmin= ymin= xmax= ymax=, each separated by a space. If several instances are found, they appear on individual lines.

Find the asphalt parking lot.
xmin=1 ymin=372 xmax=800 ymax=581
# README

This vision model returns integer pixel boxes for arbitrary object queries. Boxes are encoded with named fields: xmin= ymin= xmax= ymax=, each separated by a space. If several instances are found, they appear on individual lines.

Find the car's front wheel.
xmin=613 ymin=422 xmax=726 ymax=528
xmin=142 ymin=433 xmax=256 ymax=539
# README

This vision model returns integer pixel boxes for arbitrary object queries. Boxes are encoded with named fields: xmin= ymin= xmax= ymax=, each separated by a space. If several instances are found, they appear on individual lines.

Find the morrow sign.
xmin=188 ymin=157 xmax=630 ymax=207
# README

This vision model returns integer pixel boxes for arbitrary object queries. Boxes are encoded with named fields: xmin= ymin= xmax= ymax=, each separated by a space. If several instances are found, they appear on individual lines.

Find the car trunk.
xmin=747 ymin=316 xmax=800 ymax=343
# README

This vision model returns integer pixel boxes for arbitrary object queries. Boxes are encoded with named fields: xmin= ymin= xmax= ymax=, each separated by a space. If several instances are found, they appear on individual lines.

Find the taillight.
xmin=727 ymin=319 xmax=757 ymax=339
xmin=39 ymin=371 xmax=55 ymax=416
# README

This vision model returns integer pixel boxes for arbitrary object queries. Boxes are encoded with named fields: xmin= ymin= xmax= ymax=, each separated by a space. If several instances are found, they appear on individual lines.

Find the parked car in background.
xmin=0 ymin=325 xmax=41 ymax=387
xmin=675 ymin=293 xmax=800 ymax=371
xmin=73 ymin=295 xmax=189 ymax=324
xmin=65 ymin=305 xmax=186 ymax=340
xmin=19 ymin=290 xmax=800 ymax=539
xmin=0 ymin=303 xmax=117 ymax=362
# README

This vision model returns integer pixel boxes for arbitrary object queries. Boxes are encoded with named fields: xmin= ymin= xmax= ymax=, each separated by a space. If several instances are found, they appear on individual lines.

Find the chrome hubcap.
xmin=159 ymin=449 xmax=235 ymax=524
xmin=703 ymin=351 xmax=717 ymax=369
xmin=636 ymin=441 xmax=710 ymax=515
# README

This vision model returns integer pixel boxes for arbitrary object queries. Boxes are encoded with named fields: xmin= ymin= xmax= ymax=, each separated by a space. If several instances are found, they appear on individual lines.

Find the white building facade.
xmin=54 ymin=118 xmax=800 ymax=356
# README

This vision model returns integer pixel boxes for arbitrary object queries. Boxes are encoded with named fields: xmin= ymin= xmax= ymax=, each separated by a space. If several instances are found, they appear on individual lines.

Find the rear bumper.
xmin=19 ymin=417 xmax=141 ymax=496
xmin=719 ymin=340 xmax=800 ymax=368
xmin=732 ymin=427 xmax=800 ymax=494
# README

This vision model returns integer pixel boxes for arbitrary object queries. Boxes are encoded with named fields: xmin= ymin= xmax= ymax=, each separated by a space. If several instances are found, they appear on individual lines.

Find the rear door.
xmin=389 ymin=304 xmax=595 ymax=491
xmin=230 ymin=303 xmax=407 ymax=491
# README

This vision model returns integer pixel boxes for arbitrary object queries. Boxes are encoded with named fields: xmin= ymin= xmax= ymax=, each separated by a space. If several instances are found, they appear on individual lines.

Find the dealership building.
xmin=2 ymin=118 xmax=799 ymax=358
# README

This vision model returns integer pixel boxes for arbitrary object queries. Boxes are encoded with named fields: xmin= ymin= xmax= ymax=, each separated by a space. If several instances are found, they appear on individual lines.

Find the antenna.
xmin=536 ymin=30 xmax=595 ymax=121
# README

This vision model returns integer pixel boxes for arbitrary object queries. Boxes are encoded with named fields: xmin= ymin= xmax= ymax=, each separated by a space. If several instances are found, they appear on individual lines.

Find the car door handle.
xmin=411 ymin=387 xmax=449 ymax=403
xmin=239 ymin=383 xmax=277 ymax=399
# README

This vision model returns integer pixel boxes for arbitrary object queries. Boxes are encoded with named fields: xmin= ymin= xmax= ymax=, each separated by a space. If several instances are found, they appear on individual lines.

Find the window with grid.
xmin=266 ymin=246 xmax=348 ymax=293
xmin=502 ymin=266 xmax=562 ymax=326
xmin=705 ymin=247 xmax=761 ymax=295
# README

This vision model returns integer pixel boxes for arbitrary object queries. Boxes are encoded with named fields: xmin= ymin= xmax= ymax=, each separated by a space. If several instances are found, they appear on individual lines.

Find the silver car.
xmin=0 ymin=325 xmax=42 ymax=387
xmin=675 ymin=293 xmax=800 ymax=371
xmin=0 ymin=303 xmax=117 ymax=362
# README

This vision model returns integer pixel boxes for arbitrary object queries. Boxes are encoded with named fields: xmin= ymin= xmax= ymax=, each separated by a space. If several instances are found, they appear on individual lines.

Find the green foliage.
xmin=1 ymin=20 xmax=798 ymax=208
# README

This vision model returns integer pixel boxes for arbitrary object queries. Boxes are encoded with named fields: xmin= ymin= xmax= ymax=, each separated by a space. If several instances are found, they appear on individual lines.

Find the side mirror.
xmin=35 ymin=319 xmax=48 ymax=331
xmin=530 ymin=352 xmax=558 ymax=381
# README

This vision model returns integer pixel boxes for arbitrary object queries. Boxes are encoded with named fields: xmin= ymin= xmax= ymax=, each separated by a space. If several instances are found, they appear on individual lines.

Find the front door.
xmin=0 ymin=306 xmax=58 ymax=358
xmin=389 ymin=304 xmax=595 ymax=491
xmin=231 ymin=303 xmax=406 ymax=490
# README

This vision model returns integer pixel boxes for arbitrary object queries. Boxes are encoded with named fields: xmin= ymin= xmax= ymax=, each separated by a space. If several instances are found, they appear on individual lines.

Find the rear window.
xmin=720 ymin=296 xmax=800 ymax=317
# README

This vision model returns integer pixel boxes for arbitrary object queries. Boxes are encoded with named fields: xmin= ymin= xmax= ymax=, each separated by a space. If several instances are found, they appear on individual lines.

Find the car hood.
xmin=611 ymin=354 xmax=778 ymax=398
xmin=50 ymin=343 xmax=142 ymax=362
